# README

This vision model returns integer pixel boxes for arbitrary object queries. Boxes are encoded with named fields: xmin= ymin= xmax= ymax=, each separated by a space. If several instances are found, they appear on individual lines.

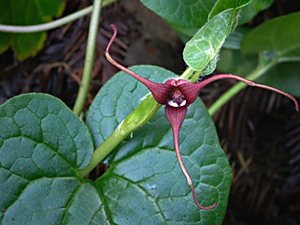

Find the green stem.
xmin=0 ymin=0 xmax=117 ymax=33
xmin=180 ymin=67 xmax=194 ymax=80
xmin=79 ymin=94 xmax=161 ymax=177
xmin=78 ymin=123 xmax=129 ymax=177
xmin=190 ymin=70 xmax=202 ymax=83
xmin=208 ymin=57 xmax=278 ymax=116
xmin=73 ymin=0 xmax=103 ymax=116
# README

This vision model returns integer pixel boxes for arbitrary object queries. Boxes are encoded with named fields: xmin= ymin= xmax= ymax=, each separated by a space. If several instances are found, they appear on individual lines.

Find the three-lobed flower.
xmin=106 ymin=24 xmax=299 ymax=210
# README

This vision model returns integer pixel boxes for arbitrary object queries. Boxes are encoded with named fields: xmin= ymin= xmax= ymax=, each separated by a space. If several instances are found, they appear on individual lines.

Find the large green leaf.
xmin=139 ymin=0 xmax=217 ymax=28
xmin=0 ymin=93 xmax=94 ymax=223
xmin=241 ymin=11 xmax=300 ymax=57
xmin=0 ymin=0 xmax=65 ymax=61
xmin=1 ymin=67 xmax=231 ymax=224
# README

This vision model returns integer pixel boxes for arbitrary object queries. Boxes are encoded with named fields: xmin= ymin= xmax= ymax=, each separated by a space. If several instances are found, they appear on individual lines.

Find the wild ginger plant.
xmin=0 ymin=0 xmax=299 ymax=224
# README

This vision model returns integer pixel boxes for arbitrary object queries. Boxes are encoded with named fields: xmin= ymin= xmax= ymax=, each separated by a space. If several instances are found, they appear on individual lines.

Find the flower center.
xmin=168 ymin=88 xmax=187 ymax=107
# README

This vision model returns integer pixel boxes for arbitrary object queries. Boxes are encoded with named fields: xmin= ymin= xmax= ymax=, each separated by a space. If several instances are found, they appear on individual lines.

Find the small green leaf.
xmin=241 ymin=11 xmax=300 ymax=56
xmin=0 ymin=0 xmax=65 ymax=61
xmin=238 ymin=0 xmax=274 ymax=25
xmin=139 ymin=0 xmax=217 ymax=27
xmin=183 ymin=9 xmax=235 ymax=71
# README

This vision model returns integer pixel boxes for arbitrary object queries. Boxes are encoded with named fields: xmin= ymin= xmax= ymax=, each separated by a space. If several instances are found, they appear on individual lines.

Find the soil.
xmin=0 ymin=0 xmax=300 ymax=224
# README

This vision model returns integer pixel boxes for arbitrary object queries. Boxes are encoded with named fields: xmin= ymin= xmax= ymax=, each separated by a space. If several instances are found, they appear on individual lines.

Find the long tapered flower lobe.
xmin=106 ymin=24 xmax=299 ymax=210
xmin=106 ymin=24 xmax=173 ymax=105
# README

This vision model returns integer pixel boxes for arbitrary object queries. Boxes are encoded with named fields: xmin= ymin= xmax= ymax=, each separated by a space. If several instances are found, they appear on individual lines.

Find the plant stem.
xmin=78 ymin=94 xmax=161 ymax=177
xmin=190 ymin=70 xmax=202 ymax=83
xmin=180 ymin=67 xmax=194 ymax=80
xmin=208 ymin=58 xmax=278 ymax=116
xmin=78 ymin=123 xmax=128 ymax=177
xmin=73 ymin=0 xmax=103 ymax=116
xmin=0 ymin=0 xmax=117 ymax=33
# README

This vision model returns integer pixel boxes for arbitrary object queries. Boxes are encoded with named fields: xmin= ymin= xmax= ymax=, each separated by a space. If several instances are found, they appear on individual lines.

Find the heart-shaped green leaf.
xmin=139 ymin=0 xmax=217 ymax=27
xmin=0 ymin=93 xmax=94 ymax=223
xmin=0 ymin=0 xmax=65 ymax=61
xmin=241 ymin=11 xmax=300 ymax=57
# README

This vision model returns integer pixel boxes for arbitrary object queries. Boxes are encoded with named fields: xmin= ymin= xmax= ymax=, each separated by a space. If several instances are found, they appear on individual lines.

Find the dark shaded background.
xmin=0 ymin=0 xmax=300 ymax=224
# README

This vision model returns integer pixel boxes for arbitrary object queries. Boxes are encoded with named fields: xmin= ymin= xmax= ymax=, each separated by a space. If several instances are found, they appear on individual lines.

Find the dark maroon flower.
xmin=106 ymin=24 xmax=299 ymax=210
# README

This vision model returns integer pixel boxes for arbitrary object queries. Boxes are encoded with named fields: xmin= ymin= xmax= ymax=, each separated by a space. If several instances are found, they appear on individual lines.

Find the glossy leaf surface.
xmin=183 ymin=9 xmax=235 ymax=71
xmin=0 ymin=93 xmax=94 ymax=223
